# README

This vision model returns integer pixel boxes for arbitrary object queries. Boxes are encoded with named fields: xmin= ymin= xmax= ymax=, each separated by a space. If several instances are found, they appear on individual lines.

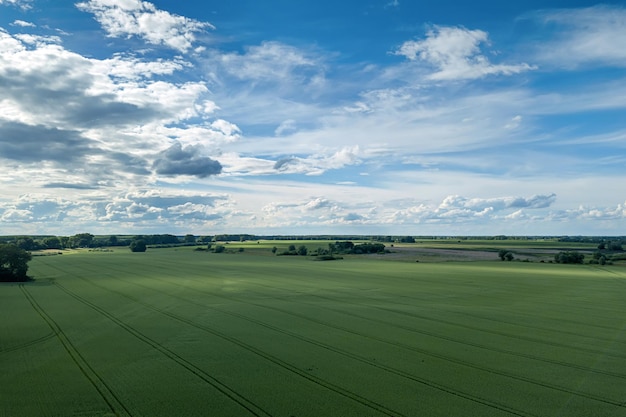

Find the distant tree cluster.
xmin=590 ymin=251 xmax=609 ymax=265
xmin=324 ymin=241 xmax=387 ymax=255
xmin=554 ymin=251 xmax=585 ymax=264
xmin=213 ymin=234 xmax=256 ymax=242
xmin=597 ymin=241 xmax=624 ymax=251
xmin=277 ymin=244 xmax=308 ymax=256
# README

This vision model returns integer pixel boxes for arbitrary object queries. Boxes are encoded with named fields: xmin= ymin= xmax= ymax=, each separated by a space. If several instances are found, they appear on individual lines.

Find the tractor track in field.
xmin=438 ymin=309 xmax=626 ymax=349
xmin=40 ymin=261 xmax=410 ymax=417
xmin=19 ymin=285 xmax=132 ymax=417
xmin=69 ymin=274 xmax=534 ymax=417
xmin=131 ymin=271 xmax=626 ymax=411
xmin=51 ymin=281 xmax=273 ymax=417
xmin=77 ymin=261 xmax=624 ymax=415
xmin=375 ymin=286 xmax=626 ymax=337
xmin=128 ymin=257 xmax=626 ymax=376
xmin=238 ymin=273 xmax=626 ymax=362
xmin=47 ymin=276 xmax=415 ymax=417
xmin=309 ymin=262 xmax=626 ymax=323
xmin=44 ymin=256 xmax=534 ymax=417
xmin=0 ymin=331 xmax=56 ymax=354
xmin=167 ymin=271 xmax=626 ymax=382
xmin=34 ymin=255 xmax=626 ymax=415
xmin=592 ymin=265 xmax=626 ymax=286
xmin=131 ymin=276 xmax=626 ymax=411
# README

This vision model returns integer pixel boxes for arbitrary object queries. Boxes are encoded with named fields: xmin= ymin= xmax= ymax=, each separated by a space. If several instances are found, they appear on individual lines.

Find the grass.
xmin=2 ymin=246 xmax=626 ymax=416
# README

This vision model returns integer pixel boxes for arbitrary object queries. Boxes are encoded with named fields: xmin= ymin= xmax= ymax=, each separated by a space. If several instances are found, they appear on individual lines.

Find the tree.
xmin=0 ymin=244 xmax=32 ymax=282
xmin=297 ymin=245 xmax=308 ymax=256
xmin=129 ymin=240 xmax=147 ymax=252
xmin=184 ymin=234 xmax=196 ymax=244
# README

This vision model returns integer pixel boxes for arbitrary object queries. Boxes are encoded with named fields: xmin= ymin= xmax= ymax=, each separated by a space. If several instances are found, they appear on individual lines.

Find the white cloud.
xmin=76 ymin=0 xmax=213 ymax=52
xmin=0 ymin=28 xmax=232 ymax=190
xmin=504 ymin=115 xmax=522 ymax=129
xmin=1 ymin=3 xmax=625 ymax=236
xmin=532 ymin=5 xmax=626 ymax=68
xmin=11 ymin=20 xmax=35 ymax=27
xmin=395 ymin=25 xmax=535 ymax=80
xmin=217 ymin=41 xmax=325 ymax=90
xmin=271 ymin=146 xmax=361 ymax=176
xmin=275 ymin=119 xmax=297 ymax=136
xmin=0 ymin=0 xmax=32 ymax=10
xmin=97 ymin=54 xmax=189 ymax=80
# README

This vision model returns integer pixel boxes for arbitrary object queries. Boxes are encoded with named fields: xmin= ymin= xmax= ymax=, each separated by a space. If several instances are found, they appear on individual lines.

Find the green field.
xmin=2 ymin=246 xmax=626 ymax=416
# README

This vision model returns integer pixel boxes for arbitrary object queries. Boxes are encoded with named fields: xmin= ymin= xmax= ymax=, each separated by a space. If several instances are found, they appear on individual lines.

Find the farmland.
xmin=2 ymin=243 xmax=626 ymax=416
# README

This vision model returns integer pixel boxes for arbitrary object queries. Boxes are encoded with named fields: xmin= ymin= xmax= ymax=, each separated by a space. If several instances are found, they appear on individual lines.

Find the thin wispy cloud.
xmin=531 ymin=5 xmax=626 ymax=68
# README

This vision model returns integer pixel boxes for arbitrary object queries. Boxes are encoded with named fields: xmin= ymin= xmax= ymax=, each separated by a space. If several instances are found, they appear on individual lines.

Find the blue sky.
xmin=0 ymin=0 xmax=625 ymax=236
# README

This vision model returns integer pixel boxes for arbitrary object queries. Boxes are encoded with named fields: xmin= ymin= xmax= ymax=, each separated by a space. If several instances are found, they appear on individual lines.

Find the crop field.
xmin=2 ymin=246 xmax=626 ymax=416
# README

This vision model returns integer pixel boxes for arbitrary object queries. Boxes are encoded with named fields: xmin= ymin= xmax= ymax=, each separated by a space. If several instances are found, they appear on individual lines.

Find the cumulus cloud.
xmin=395 ymin=25 xmax=535 ymax=80
xmin=438 ymin=193 xmax=556 ymax=212
xmin=153 ymin=142 xmax=222 ymax=178
xmin=554 ymin=201 xmax=626 ymax=221
xmin=76 ymin=0 xmax=213 ymax=52
xmin=0 ymin=189 xmax=232 ymax=233
xmin=0 ymin=33 xmax=164 ymax=128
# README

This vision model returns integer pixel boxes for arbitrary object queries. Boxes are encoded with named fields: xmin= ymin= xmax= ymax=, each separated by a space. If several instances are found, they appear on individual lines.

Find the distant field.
xmin=2 ymin=246 xmax=626 ymax=416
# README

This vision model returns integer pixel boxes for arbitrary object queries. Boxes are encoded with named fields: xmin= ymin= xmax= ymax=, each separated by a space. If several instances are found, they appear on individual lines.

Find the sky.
xmin=1 ymin=0 xmax=625 ymax=236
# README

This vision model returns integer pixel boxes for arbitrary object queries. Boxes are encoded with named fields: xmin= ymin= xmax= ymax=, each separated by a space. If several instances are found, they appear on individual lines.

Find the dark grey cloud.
xmin=107 ymin=152 xmax=151 ymax=175
xmin=153 ymin=142 xmax=222 ymax=177
xmin=43 ymin=182 xmax=99 ymax=190
xmin=274 ymin=157 xmax=297 ymax=170
xmin=132 ymin=194 xmax=225 ymax=208
xmin=508 ymin=193 xmax=556 ymax=209
xmin=0 ymin=121 xmax=92 ymax=163
xmin=0 ymin=121 xmax=151 ymax=178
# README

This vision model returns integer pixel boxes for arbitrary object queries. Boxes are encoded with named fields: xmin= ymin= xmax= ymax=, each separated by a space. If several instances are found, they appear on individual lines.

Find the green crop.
xmin=2 ymin=247 xmax=625 ymax=416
